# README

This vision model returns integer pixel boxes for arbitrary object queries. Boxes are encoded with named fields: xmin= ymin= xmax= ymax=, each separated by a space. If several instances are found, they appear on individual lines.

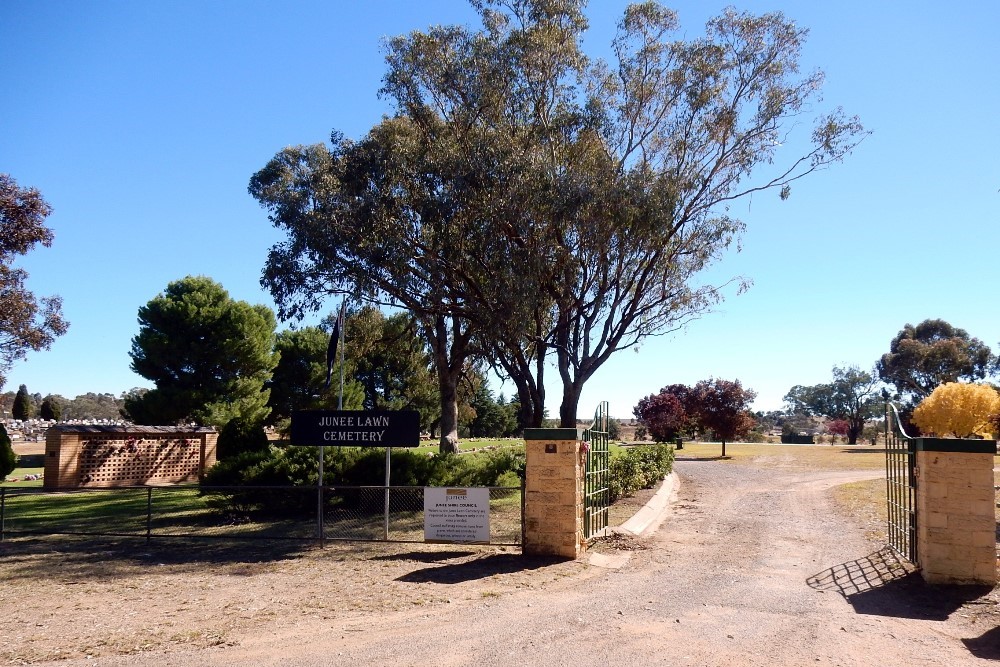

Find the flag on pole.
xmin=324 ymin=302 xmax=345 ymax=390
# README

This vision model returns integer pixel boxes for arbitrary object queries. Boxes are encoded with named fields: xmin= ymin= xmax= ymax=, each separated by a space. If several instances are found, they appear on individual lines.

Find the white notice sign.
xmin=424 ymin=487 xmax=491 ymax=544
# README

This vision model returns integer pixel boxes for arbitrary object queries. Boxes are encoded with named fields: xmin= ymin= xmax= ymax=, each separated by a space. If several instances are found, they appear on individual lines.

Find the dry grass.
xmin=831 ymin=478 xmax=888 ymax=543
xmin=675 ymin=441 xmax=887 ymax=471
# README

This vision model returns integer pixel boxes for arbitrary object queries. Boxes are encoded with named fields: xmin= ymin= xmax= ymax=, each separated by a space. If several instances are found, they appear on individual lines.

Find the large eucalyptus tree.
xmin=251 ymin=0 xmax=866 ymax=438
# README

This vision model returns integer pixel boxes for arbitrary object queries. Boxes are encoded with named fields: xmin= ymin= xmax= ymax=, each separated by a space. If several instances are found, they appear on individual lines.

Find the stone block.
xmin=972 ymin=531 xmax=997 ymax=549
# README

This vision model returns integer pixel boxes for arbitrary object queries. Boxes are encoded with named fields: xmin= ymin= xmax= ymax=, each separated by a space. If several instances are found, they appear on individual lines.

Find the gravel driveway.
xmin=7 ymin=460 xmax=1000 ymax=666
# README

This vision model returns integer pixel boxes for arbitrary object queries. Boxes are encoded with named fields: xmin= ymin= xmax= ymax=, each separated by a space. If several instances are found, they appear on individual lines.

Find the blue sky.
xmin=3 ymin=1 xmax=998 ymax=419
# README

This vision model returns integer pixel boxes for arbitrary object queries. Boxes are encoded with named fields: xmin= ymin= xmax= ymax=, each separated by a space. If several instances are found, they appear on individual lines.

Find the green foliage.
xmin=216 ymin=417 xmax=270 ymax=461
xmin=267 ymin=326 xmax=333 ymax=421
xmin=346 ymin=307 xmax=438 ymax=417
xmin=468 ymin=385 xmax=518 ymax=438
xmin=252 ymin=1 xmax=865 ymax=433
xmin=784 ymin=366 xmax=880 ymax=444
xmin=0 ymin=174 xmax=69 ymax=391
xmin=12 ymin=384 xmax=33 ymax=420
xmin=606 ymin=418 xmax=621 ymax=441
xmin=202 ymin=444 xmax=524 ymax=517
xmin=0 ymin=424 xmax=17 ymax=479
xmin=608 ymin=443 xmax=674 ymax=502
xmin=878 ymin=319 xmax=995 ymax=405
xmin=59 ymin=391 xmax=130 ymax=421
xmin=743 ymin=430 xmax=767 ymax=443
xmin=39 ymin=395 xmax=61 ymax=421
xmin=125 ymin=276 xmax=279 ymax=427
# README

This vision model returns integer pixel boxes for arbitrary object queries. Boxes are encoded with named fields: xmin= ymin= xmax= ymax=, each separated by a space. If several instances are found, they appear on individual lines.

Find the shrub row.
xmin=202 ymin=445 xmax=524 ymax=518
xmin=608 ymin=443 xmax=674 ymax=502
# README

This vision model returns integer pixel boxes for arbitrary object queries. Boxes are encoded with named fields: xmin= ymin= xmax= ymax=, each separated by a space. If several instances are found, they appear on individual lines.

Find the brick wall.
xmin=44 ymin=425 xmax=217 ymax=489
xmin=523 ymin=430 xmax=586 ymax=558
xmin=915 ymin=438 xmax=997 ymax=585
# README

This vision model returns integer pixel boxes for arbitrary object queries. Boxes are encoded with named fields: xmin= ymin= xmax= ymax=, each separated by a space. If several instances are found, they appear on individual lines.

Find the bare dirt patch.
xmin=0 ymin=537 xmax=598 ymax=665
xmin=4 ymin=449 xmax=1000 ymax=666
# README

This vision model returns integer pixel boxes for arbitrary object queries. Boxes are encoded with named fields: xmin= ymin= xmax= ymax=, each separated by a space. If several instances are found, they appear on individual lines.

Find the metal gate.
xmin=583 ymin=401 xmax=611 ymax=540
xmin=885 ymin=402 xmax=917 ymax=564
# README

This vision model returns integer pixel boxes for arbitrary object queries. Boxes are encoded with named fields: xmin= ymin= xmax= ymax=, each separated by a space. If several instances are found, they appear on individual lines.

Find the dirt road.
xmin=10 ymin=460 xmax=1000 ymax=666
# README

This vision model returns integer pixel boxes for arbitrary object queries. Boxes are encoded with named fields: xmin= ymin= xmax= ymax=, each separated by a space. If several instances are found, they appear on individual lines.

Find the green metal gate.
xmin=885 ymin=402 xmax=918 ymax=564
xmin=583 ymin=401 xmax=611 ymax=540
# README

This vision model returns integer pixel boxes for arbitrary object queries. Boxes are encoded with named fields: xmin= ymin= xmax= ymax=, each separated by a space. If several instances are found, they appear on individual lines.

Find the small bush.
xmin=216 ymin=418 xmax=270 ymax=461
xmin=743 ymin=430 xmax=766 ymax=443
xmin=0 ymin=424 xmax=17 ymax=480
xmin=202 ymin=444 xmax=526 ymax=518
xmin=608 ymin=443 xmax=674 ymax=502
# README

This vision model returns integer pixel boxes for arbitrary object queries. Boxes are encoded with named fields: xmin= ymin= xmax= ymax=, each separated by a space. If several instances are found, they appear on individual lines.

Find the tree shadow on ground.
xmin=372 ymin=549 xmax=479 ymax=563
xmin=839 ymin=448 xmax=888 ymax=454
xmin=395 ymin=553 xmax=565 ymax=584
xmin=963 ymin=626 xmax=1000 ymax=659
xmin=0 ymin=536 xmax=339 ymax=581
xmin=807 ymin=548 xmax=992 ymax=621
xmin=674 ymin=456 xmax=731 ymax=462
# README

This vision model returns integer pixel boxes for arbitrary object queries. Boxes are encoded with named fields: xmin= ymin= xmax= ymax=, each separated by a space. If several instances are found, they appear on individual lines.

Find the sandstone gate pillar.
xmin=915 ymin=437 xmax=997 ymax=585
xmin=522 ymin=429 xmax=586 ymax=558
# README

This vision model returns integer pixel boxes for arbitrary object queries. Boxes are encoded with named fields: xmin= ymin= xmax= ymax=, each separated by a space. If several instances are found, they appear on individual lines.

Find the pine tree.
xmin=39 ymin=396 xmax=61 ymax=421
xmin=0 ymin=424 xmax=16 ymax=479
xmin=12 ymin=384 xmax=33 ymax=420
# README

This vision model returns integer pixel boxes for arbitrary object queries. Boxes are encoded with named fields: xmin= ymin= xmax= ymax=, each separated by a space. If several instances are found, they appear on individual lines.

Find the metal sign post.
xmin=384 ymin=447 xmax=391 ymax=539
xmin=291 ymin=410 xmax=420 ymax=544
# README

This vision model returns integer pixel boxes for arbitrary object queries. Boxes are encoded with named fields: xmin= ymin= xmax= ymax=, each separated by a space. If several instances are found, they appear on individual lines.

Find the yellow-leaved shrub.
xmin=911 ymin=382 xmax=1000 ymax=438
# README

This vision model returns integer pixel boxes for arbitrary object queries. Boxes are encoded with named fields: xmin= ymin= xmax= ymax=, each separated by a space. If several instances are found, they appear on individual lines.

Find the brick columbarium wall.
xmin=44 ymin=425 xmax=218 ymax=489
xmin=915 ymin=437 xmax=998 ymax=585
xmin=522 ymin=429 xmax=586 ymax=558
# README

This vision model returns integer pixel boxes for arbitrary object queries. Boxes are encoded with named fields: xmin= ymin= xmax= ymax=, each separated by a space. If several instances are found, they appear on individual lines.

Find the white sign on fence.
xmin=424 ymin=487 xmax=490 ymax=544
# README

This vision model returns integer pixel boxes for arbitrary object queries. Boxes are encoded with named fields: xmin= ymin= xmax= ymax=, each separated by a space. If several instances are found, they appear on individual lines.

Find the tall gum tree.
xmin=877 ymin=319 xmax=995 ymax=407
xmin=382 ymin=1 xmax=866 ymax=427
xmin=251 ymin=1 xmax=866 ymax=436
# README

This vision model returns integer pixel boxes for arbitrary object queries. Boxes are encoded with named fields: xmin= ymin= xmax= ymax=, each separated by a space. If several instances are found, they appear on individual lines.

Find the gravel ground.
xmin=3 ymin=460 xmax=999 ymax=666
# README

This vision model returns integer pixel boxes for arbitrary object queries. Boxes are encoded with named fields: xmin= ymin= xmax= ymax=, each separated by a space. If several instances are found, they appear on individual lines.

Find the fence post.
xmin=520 ymin=475 xmax=526 ymax=548
xmin=145 ymin=487 xmax=153 ymax=545
xmin=318 ymin=483 xmax=325 ymax=548
xmin=383 ymin=447 xmax=391 ymax=540
xmin=1 ymin=487 xmax=6 ymax=541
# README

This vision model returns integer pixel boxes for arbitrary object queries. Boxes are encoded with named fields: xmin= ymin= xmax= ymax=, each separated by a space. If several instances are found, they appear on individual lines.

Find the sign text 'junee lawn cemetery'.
xmin=290 ymin=410 xmax=420 ymax=447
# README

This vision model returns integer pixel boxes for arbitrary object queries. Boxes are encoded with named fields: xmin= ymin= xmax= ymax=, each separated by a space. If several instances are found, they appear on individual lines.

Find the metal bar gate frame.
xmin=885 ymin=402 xmax=917 ymax=564
xmin=583 ymin=401 xmax=611 ymax=540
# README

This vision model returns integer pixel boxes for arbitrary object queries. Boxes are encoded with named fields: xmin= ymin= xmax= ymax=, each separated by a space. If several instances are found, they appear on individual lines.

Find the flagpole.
xmin=337 ymin=298 xmax=346 ymax=410
xmin=319 ymin=298 xmax=346 ymax=545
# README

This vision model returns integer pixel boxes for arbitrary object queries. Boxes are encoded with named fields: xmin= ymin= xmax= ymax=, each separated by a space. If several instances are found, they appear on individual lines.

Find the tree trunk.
xmin=848 ymin=416 xmax=862 ymax=445
xmin=721 ymin=440 xmax=727 ymax=457
xmin=494 ymin=346 xmax=545 ymax=430
xmin=559 ymin=382 xmax=582 ymax=428
xmin=437 ymin=373 xmax=460 ymax=454
xmin=424 ymin=314 xmax=471 ymax=455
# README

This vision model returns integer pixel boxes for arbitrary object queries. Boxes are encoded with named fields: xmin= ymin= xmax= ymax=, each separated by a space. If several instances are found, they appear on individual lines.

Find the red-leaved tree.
xmin=827 ymin=419 xmax=851 ymax=443
xmin=687 ymin=379 xmax=757 ymax=457
xmin=634 ymin=384 xmax=691 ymax=443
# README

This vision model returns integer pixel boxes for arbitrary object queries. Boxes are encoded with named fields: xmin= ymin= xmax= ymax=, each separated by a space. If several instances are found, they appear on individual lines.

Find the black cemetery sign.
xmin=290 ymin=410 xmax=420 ymax=448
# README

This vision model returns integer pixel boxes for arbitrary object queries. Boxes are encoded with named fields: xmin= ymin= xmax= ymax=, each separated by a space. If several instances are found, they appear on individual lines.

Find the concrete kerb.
xmin=587 ymin=472 xmax=680 ymax=570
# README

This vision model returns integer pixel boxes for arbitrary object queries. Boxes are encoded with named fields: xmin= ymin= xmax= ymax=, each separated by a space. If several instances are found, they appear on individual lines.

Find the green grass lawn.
xmin=2 ymin=466 xmax=44 ymax=487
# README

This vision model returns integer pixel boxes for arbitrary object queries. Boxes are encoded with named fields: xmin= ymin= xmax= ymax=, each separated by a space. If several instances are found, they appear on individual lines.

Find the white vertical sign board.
xmin=424 ymin=487 xmax=491 ymax=544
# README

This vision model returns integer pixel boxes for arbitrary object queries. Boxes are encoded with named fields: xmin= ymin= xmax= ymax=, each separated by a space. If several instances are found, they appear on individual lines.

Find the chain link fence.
xmin=0 ymin=485 xmax=522 ymax=546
